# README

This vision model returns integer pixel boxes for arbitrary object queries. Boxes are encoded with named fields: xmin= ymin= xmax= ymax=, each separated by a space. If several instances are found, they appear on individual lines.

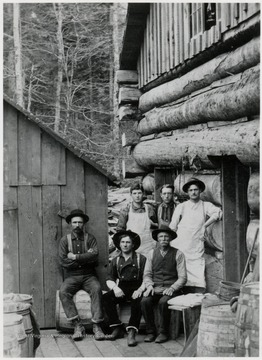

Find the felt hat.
xmin=112 ymin=230 xmax=141 ymax=250
xmin=66 ymin=209 xmax=89 ymax=224
xmin=182 ymin=177 xmax=205 ymax=193
xmin=152 ymin=225 xmax=177 ymax=241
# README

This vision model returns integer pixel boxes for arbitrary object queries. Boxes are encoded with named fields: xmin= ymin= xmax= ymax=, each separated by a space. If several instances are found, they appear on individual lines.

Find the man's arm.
xmin=143 ymin=250 xmax=155 ymax=296
xmin=106 ymin=258 xmax=125 ymax=298
xmin=169 ymin=203 xmax=184 ymax=232
xmin=171 ymin=250 xmax=187 ymax=291
xmin=59 ymin=236 xmax=79 ymax=269
xmin=116 ymin=205 xmax=129 ymax=231
xmin=74 ymin=234 xmax=98 ymax=264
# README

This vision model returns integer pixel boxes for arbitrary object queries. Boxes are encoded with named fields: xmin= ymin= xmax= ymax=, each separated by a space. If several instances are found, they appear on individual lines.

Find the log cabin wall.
xmin=138 ymin=3 xmax=260 ymax=88
xmin=117 ymin=3 xmax=260 ymax=293
xmin=3 ymin=98 xmax=112 ymax=328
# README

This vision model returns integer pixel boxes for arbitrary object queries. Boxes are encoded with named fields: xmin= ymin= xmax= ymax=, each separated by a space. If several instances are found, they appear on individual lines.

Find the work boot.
xmin=72 ymin=322 xmax=85 ymax=341
xmin=127 ymin=328 xmax=137 ymax=347
xmin=144 ymin=333 xmax=156 ymax=342
xmin=110 ymin=325 xmax=125 ymax=340
xmin=93 ymin=323 xmax=105 ymax=341
xmin=155 ymin=333 xmax=168 ymax=343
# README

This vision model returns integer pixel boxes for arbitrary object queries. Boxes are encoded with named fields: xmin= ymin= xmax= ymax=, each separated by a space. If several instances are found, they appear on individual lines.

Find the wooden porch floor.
xmin=35 ymin=329 xmax=185 ymax=357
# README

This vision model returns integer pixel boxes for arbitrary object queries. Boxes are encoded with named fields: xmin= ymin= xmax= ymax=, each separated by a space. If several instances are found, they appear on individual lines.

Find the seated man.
xmin=59 ymin=209 xmax=107 ymax=341
xmin=141 ymin=226 xmax=187 ymax=343
xmin=103 ymin=230 xmax=146 ymax=347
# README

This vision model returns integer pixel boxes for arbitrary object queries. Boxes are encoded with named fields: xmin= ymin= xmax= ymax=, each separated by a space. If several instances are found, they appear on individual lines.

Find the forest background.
xmin=3 ymin=2 xmax=128 ymax=178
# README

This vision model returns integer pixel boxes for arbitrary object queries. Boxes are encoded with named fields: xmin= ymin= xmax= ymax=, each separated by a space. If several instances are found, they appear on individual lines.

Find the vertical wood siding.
xmin=138 ymin=2 xmax=260 ymax=87
xmin=4 ymin=103 xmax=109 ymax=328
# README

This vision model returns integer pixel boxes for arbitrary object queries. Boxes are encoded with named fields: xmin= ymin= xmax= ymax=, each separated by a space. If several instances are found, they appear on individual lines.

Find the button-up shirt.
xmin=107 ymin=252 xmax=146 ymax=285
xmin=59 ymin=231 xmax=98 ymax=276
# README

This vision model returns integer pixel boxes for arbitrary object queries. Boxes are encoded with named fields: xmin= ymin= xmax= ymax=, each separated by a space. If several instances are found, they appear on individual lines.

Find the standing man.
xmin=116 ymin=183 xmax=157 ymax=256
xmin=157 ymin=184 xmax=177 ymax=227
xmin=141 ymin=226 xmax=187 ymax=343
xmin=103 ymin=230 xmax=146 ymax=346
xmin=59 ymin=209 xmax=107 ymax=341
xmin=169 ymin=178 xmax=222 ymax=293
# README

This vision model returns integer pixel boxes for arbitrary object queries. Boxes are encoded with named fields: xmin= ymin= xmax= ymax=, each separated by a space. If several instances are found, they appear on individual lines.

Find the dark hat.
xmin=112 ymin=230 xmax=141 ymax=251
xmin=152 ymin=225 xmax=177 ymax=241
xmin=182 ymin=177 xmax=205 ymax=193
xmin=66 ymin=209 xmax=89 ymax=224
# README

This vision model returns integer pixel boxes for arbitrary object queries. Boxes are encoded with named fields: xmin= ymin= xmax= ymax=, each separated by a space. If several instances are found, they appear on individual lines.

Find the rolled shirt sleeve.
xmin=169 ymin=203 xmax=184 ymax=232
xmin=171 ymin=250 xmax=187 ymax=291
xmin=205 ymin=202 xmax=223 ymax=221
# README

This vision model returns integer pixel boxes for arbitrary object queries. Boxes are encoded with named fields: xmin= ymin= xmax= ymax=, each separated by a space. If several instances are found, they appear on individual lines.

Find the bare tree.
xmin=13 ymin=3 xmax=24 ymax=107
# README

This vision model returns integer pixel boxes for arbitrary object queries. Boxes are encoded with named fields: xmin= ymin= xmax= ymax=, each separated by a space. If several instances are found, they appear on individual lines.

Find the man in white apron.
xmin=116 ymin=183 xmax=157 ymax=256
xmin=169 ymin=178 xmax=222 ymax=293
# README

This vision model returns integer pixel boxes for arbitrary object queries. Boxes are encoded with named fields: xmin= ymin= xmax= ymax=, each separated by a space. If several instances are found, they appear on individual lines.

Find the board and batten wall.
xmin=138 ymin=2 xmax=260 ymax=87
xmin=3 ymin=101 xmax=108 ymax=328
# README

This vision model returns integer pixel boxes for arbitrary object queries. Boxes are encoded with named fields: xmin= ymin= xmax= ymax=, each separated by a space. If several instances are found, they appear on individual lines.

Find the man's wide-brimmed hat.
xmin=152 ymin=225 xmax=177 ymax=241
xmin=66 ymin=209 xmax=89 ymax=224
xmin=182 ymin=177 xmax=206 ymax=193
xmin=112 ymin=230 xmax=141 ymax=250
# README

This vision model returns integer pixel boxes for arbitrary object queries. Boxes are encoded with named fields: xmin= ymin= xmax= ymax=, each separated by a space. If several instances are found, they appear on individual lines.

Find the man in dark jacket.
xmin=103 ymin=230 xmax=147 ymax=347
xmin=157 ymin=184 xmax=177 ymax=227
xmin=141 ymin=226 xmax=187 ymax=343
xmin=59 ymin=209 xmax=107 ymax=341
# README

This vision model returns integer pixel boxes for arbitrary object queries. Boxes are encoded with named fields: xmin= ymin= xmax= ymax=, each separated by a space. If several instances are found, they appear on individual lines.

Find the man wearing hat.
xmin=169 ymin=178 xmax=222 ymax=293
xmin=103 ymin=230 xmax=147 ymax=346
xmin=59 ymin=209 xmax=107 ymax=341
xmin=141 ymin=226 xmax=187 ymax=343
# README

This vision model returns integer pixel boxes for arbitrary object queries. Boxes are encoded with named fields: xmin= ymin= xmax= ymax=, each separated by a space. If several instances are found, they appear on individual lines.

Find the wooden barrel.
xmin=234 ymin=282 xmax=259 ymax=357
xmin=4 ymin=313 xmax=28 ymax=357
xmin=204 ymin=220 xmax=223 ymax=251
xmin=174 ymin=172 xmax=221 ymax=205
xmin=3 ymin=334 xmax=21 ymax=358
xmin=247 ymin=172 xmax=259 ymax=215
xmin=218 ymin=281 xmax=240 ymax=301
xmin=246 ymin=219 xmax=259 ymax=259
xmin=4 ymin=301 xmax=34 ymax=358
xmin=56 ymin=290 xmax=93 ymax=332
xmin=3 ymin=293 xmax=33 ymax=305
xmin=142 ymin=173 xmax=155 ymax=194
xmin=197 ymin=295 xmax=236 ymax=357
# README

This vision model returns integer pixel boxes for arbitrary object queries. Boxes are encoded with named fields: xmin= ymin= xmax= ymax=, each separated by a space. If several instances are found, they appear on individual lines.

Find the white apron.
xmin=126 ymin=204 xmax=156 ymax=257
xmin=170 ymin=201 xmax=206 ymax=288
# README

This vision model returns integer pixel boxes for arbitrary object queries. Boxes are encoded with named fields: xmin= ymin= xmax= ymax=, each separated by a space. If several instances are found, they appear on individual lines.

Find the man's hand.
xmin=199 ymin=225 xmax=207 ymax=241
xmin=143 ymin=286 xmax=154 ymax=297
xmin=132 ymin=289 xmax=144 ymax=299
xmin=67 ymin=252 xmax=76 ymax=260
xmin=163 ymin=287 xmax=175 ymax=296
xmin=87 ymin=248 xmax=94 ymax=253
xmin=113 ymin=286 xmax=125 ymax=298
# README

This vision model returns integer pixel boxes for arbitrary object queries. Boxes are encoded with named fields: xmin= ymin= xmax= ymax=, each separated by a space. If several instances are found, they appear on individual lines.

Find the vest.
xmin=152 ymin=247 xmax=178 ymax=287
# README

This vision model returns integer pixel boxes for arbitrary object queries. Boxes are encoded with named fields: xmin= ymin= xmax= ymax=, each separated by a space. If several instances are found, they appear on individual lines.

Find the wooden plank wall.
xmin=3 ymin=103 xmax=109 ymax=328
xmin=138 ymin=2 xmax=260 ymax=87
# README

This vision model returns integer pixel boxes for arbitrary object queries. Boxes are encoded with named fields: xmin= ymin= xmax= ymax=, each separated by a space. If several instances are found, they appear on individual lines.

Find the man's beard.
xmin=74 ymin=227 xmax=83 ymax=233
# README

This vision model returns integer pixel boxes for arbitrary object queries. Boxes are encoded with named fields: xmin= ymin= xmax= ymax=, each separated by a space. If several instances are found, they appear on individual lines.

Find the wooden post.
xmin=221 ymin=156 xmax=249 ymax=282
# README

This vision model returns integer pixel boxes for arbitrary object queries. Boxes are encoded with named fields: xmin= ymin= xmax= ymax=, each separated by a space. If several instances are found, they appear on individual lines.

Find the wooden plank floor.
xmin=35 ymin=329 xmax=185 ymax=357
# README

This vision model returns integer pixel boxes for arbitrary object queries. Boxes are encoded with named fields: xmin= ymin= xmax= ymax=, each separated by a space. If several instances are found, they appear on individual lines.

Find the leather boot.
xmin=127 ymin=328 xmax=137 ymax=347
xmin=72 ymin=320 xmax=85 ymax=341
xmin=111 ymin=325 xmax=125 ymax=340
xmin=93 ymin=323 xmax=105 ymax=341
